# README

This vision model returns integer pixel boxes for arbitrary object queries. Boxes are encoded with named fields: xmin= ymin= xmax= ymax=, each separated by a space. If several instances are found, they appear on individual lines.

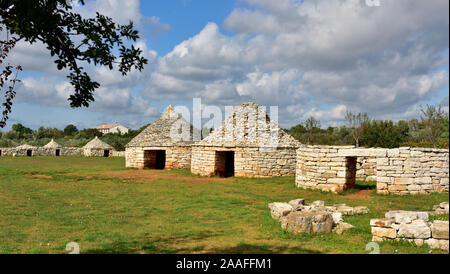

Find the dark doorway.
xmin=56 ymin=149 xmax=60 ymax=157
xmin=104 ymin=150 xmax=110 ymax=157
xmin=0 ymin=150 xmax=2 ymax=156
xmin=27 ymin=150 xmax=32 ymax=157
xmin=143 ymin=150 xmax=166 ymax=169
xmin=345 ymin=157 xmax=357 ymax=190
xmin=155 ymin=150 xmax=166 ymax=170
xmin=215 ymin=151 xmax=235 ymax=177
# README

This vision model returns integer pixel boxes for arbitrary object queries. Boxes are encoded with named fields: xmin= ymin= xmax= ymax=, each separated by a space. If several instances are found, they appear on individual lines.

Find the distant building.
xmin=94 ymin=123 xmax=129 ymax=135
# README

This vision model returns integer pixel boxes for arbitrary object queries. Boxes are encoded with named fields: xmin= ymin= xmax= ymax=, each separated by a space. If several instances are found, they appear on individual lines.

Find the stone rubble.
xmin=370 ymin=209 xmax=449 ymax=251
xmin=269 ymin=200 xmax=369 ymax=235
xmin=432 ymin=202 xmax=449 ymax=216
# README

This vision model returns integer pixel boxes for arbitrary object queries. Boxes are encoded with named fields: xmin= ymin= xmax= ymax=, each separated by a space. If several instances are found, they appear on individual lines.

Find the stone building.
xmin=15 ymin=144 xmax=37 ymax=156
xmin=191 ymin=102 xmax=301 ymax=178
xmin=43 ymin=139 xmax=63 ymax=156
xmin=83 ymin=137 xmax=115 ymax=157
xmin=296 ymin=146 xmax=449 ymax=195
xmin=125 ymin=105 xmax=200 ymax=169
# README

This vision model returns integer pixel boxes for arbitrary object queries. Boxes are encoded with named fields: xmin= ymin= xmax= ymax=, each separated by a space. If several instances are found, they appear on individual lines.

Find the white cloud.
xmin=4 ymin=0 xmax=450 ymax=128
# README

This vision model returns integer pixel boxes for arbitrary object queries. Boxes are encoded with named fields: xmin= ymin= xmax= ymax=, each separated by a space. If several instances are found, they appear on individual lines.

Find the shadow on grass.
xmin=83 ymin=232 xmax=322 ymax=254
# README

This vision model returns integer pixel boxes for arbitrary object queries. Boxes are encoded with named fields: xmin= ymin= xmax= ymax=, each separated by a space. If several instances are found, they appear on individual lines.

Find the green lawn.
xmin=0 ymin=156 xmax=448 ymax=254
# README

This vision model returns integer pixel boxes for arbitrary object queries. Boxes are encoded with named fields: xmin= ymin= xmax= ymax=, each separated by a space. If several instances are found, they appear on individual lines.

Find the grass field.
xmin=0 ymin=156 xmax=448 ymax=254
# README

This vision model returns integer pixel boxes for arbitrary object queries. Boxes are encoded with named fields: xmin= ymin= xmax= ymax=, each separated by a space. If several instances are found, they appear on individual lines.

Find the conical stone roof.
xmin=83 ymin=137 xmax=114 ymax=150
xmin=43 ymin=139 xmax=63 ymax=149
xmin=126 ymin=105 xmax=201 ymax=148
xmin=195 ymin=102 xmax=301 ymax=148
xmin=16 ymin=144 xmax=37 ymax=149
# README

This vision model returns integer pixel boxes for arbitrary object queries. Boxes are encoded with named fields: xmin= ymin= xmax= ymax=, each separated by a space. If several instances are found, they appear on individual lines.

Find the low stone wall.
xmin=191 ymin=146 xmax=297 ymax=178
xmin=0 ymin=147 xmax=83 ymax=156
xmin=296 ymin=146 xmax=449 ymax=195
xmin=111 ymin=151 xmax=125 ymax=157
xmin=376 ymin=147 xmax=449 ymax=195
xmin=83 ymin=148 xmax=115 ymax=157
xmin=357 ymin=157 xmax=377 ymax=181
xmin=125 ymin=146 xmax=192 ymax=169
xmin=370 ymin=209 xmax=449 ymax=251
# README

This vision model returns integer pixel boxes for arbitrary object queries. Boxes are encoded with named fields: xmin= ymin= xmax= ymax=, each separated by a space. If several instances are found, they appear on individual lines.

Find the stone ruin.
xmin=370 ymin=203 xmax=449 ymax=251
xmin=1 ymin=142 xmax=83 ymax=157
xmin=296 ymin=146 xmax=449 ymax=195
xmin=191 ymin=102 xmax=301 ymax=178
xmin=269 ymin=199 xmax=369 ymax=235
xmin=126 ymin=105 xmax=201 ymax=170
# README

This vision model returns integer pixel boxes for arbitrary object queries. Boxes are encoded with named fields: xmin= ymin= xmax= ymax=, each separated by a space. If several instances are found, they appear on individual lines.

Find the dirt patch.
xmin=342 ymin=189 xmax=372 ymax=200
xmin=97 ymin=169 xmax=231 ymax=184
xmin=26 ymin=174 xmax=52 ymax=179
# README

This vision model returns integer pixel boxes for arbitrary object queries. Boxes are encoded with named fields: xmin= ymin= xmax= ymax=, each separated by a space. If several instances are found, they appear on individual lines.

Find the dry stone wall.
xmin=370 ymin=209 xmax=449 ymax=251
xmin=296 ymin=146 xmax=449 ymax=195
xmin=191 ymin=146 xmax=297 ymax=178
xmin=126 ymin=146 xmax=192 ymax=169
xmin=0 ymin=147 xmax=83 ymax=156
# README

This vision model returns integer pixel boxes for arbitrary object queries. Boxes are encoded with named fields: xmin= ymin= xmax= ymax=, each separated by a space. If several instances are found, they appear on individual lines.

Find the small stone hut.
xmin=191 ymin=102 xmax=301 ymax=178
xmin=83 ymin=137 xmax=115 ymax=157
xmin=43 ymin=139 xmax=63 ymax=156
xmin=125 ymin=105 xmax=200 ymax=170
xmin=15 ymin=144 xmax=37 ymax=157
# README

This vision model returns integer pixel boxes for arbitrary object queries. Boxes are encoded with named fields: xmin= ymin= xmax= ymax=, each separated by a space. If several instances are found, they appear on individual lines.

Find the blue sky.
xmin=2 ymin=0 xmax=449 ymax=131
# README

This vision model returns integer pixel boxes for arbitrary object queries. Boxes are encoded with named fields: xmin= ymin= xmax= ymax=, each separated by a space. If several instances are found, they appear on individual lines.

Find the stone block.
xmin=431 ymin=221 xmax=449 ymax=240
xmin=370 ymin=218 xmax=395 ymax=228
xmin=372 ymin=227 xmax=397 ymax=239
xmin=397 ymin=220 xmax=431 ymax=239
xmin=268 ymin=203 xmax=293 ymax=219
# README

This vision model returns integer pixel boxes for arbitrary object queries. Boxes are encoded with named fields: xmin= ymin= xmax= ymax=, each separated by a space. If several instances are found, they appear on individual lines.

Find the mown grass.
xmin=0 ymin=156 xmax=448 ymax=254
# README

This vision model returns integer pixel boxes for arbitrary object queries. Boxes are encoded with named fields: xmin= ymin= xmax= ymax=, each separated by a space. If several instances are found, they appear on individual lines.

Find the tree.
xmin=420 ymin=104 xmax=445 ymax=148
xmin=0 ymin=0 xmax=148 ymax=128
xmin=345 ymin=111 xmax=369 ymax=147
xmin=360 ymin=120 xmax=403 ymax=148
xmin=304 ymin=116 xmax=320 ymax=144
xmin=64 ymin=124 xmax=78 ymax=136
xmin=11 ymin=123 xmax=32 ymax=138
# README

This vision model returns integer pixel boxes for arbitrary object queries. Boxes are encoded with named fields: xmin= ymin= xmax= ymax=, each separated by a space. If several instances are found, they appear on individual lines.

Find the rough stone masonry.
xmin=296 ymin=146 xmax=449 ymax=195
xmin=191 ymin=102 xmax=301 ymax=178
xmin=370 ymin=206 xmax=449 ymax=251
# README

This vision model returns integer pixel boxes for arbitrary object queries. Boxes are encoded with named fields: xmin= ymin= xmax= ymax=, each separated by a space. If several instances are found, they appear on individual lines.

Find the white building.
xmin=95 ymin=123 xmax=129 ymax=135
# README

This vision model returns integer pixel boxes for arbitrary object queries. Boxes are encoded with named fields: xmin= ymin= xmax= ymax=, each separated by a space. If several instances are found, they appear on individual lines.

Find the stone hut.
xmin=83 ymin=137 xmax=115 ymax=157
xmin=191 ymin=102 xmax=301 ymax=178
xmin=43 ymin=139 xmax=63 ymax=156
xmin=125 ymin=105 xmax=200 ymax=170
xmin=296 ymin=146 xmax=449 ymax=195
xmin=15 ymin=144 xmax=37 ymax=157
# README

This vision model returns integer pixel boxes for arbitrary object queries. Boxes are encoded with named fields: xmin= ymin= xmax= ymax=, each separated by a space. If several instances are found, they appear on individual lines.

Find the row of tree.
xmin=1 ymin=105 xmax=448 ymax=150
xmin=0 ymin=123 xmax=150 ymax=151
xmin=286 ymin=105 xmax=449 ymax=148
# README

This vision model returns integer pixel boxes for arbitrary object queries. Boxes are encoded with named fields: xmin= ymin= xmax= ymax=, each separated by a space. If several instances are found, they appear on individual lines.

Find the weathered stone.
xmin=336 ymin=205 xmax=354 ymax=216
xmin=385 ymin=210 xmax=429 ymax=223
xmin=288 ymin=199 xmax=305 ymax=207
xmin=397 ymin=220 xmax=431 ymax=239
xmin=268 ymin=203 xmax=293 ymax=219
xmin=431 ymin=221 xmax=449 ymax=240
xmin=372 ymin=227 xmax=397 ymax=239
xmin=370 ymin=218 xmax=395 ymax=228
xmin=425 ymin=239 xmax=449 ymax=251
xmin=354 ymin=206 xmax=370 ymax=215
xmin=281 ymin=211 xmax=334 ymax=235
xmin=311 ymin=200 xmax=325 ymax=207
xmin=331 ymin=212 xmax=343 ymax=224
xmin=333 ymin=222 xmax=354 ymax=235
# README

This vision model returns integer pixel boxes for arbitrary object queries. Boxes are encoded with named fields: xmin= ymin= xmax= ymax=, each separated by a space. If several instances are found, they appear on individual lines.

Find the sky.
xmin=2 ymin=0 xmax=449 ymax=131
